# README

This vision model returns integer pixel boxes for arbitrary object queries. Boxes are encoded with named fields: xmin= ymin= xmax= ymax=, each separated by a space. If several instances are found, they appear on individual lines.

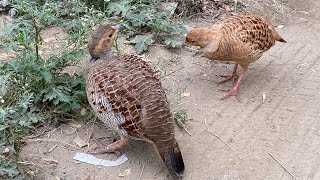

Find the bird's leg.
xmin=221 ymin=66 xmax=247 ymax=101
xmin=217 ymin=63 xmax=239 ymax=84
xmin=89 ymin=135 xmax=129 ymax=155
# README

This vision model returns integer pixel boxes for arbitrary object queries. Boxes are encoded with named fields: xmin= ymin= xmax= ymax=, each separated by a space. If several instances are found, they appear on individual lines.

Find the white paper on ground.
xmin=73 ymin=152 xmax=128 ymax=167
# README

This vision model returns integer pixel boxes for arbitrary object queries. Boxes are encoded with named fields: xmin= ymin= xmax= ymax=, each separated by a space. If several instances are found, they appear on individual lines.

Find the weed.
xmin=0 ymin=1 xmax=93 ymax=178
xmin=174 ymin=109 xmax=191 ymax=135
xmin=83 ymin=0 xmax=187 ymax=54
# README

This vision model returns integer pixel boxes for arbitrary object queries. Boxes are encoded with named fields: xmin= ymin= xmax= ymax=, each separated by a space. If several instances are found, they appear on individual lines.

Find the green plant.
xmin=0 ymin=1 xmax=93 ymax=178
xmin=174 ymin=109 xmax=190 ymax=135
xmin=83 ymin=0 xmax=187 ymax=54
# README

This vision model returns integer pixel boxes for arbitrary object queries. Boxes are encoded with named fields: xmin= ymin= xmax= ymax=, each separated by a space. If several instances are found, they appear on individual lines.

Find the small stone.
xmin=277 ymin=25 xmax=284 ymax=29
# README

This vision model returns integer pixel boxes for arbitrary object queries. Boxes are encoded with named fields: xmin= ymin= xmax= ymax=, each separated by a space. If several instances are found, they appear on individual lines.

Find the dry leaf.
xmin=89 ymin=143 xmax=98 ymax=151
xmin=119 ymin=168 xmax=131 ymax=177
xmin=74 ymin=136 xmax=87 ymax=148
xmin=80 ymin=107 xmax=87 ymax=116
xmin=69 ymin=123 xmax=82 ymax=129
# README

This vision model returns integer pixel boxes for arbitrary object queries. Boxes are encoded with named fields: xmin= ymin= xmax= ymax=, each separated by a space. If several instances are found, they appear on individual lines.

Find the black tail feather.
xmin=159 ymin=142 xmax=185 ymax=180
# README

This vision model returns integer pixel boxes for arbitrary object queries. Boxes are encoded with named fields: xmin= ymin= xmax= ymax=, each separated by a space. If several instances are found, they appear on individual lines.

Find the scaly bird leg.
xmin=217 ymin=63 xmax=239 ymax=84
xmin=221 ymin=66 xmax=247 ymax=101
xmin=89 ymin=135 xmax=129 ymax=155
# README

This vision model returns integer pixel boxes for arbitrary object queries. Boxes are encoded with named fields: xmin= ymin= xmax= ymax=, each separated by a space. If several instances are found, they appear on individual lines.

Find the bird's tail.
xmin=156 ymin=140 xmax=185 ymax=180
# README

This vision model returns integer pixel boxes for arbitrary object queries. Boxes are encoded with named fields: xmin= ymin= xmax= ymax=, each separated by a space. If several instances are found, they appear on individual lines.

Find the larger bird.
xmin=185 ymin=14 xmax=286 ymax=100
xmin=85 ymin=25 xmax=184 ymax=180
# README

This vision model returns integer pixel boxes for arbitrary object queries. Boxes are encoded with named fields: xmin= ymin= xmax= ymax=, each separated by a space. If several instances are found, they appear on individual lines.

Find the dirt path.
xmin=20 ymin=1 xmax=320 ymax=180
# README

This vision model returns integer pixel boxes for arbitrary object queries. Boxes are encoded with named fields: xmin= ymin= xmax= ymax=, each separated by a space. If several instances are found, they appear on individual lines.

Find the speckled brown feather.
xmin=186 ymin=14 xmax=286 ymax=68
xmin=86 ymin=26 xmax=184 ymax=179
xmin=86 ymin=54 xmax=172 ymax=142
xmin=185 ymin=14 xmax=286 ymax=99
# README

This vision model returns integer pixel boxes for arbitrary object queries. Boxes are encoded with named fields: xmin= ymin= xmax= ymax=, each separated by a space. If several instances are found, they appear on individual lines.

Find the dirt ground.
xmin=17 ymin=0 xmax=320 ymax=179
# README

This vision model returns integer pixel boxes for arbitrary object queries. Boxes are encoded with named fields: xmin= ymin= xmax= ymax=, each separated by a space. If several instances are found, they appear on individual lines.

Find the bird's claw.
xmin=216 ymin=74 xmax=239 ymax=84
xmin=220 ymin=88 xmax=240 ymax=102
xmin=87 ymin=138 xmax=121 ymax=156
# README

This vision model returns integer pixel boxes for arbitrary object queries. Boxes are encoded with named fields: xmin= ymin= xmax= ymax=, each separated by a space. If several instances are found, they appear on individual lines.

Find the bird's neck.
xmin=88 ymin=51 xmax=115 ymax=64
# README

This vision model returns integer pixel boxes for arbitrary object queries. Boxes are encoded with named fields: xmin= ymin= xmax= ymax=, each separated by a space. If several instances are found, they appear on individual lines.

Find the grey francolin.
xmin=85 ymin=25 xmax=184 ymax=180
xmin=185 ymin=14 xmax=286 ymax=100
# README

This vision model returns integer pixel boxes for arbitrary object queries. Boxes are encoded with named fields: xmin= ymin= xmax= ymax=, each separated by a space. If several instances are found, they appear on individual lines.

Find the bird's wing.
xmin=87 ymin=54 xmax=163 ymax=140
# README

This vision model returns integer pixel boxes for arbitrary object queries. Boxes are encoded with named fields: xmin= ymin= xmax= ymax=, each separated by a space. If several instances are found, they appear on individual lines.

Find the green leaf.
xmin=126 ymin=12 xmax=148 ymax=27
xmin=40 ymin=70 xmax=53 ymax=83
xmin=107 ymin=1 xmax=130 ymax=16
xmin=164 ymin=35 xmax=184 ymax=48
xmin=127 ymin=34 xmax=154 ymax=54
xmin=43 ymin=87 xmax=71 ymax=105
xmin=51 ymin=87 xmax=71 ymax=105
xmin=0 ymin=74 xmax=10 ymax=96
xmin=0 ymin=158 xmax=20 ymax=178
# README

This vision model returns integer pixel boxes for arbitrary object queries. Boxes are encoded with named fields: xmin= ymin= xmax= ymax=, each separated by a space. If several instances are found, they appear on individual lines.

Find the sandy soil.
xmin=18 ymin=0 xmax=320 ymax=179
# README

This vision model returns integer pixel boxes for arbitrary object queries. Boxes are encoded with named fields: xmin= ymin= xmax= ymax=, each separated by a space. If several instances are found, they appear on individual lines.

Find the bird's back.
xmin=86 ymin=54 xmax=175 ymax=146
xmin=212 ymin=14 xmax=285 ymax=65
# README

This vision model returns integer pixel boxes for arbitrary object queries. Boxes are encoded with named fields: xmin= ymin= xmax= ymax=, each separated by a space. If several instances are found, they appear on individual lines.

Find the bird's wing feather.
xmin=86 ymin=54 xmax=163 ymax=140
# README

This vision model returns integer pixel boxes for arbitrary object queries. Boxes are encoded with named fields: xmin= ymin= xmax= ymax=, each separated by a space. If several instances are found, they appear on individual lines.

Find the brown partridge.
xmin=85 ymin=25 xmax=184 ymax=180
xmin=185 ymin=14 xmax=286 ymax=100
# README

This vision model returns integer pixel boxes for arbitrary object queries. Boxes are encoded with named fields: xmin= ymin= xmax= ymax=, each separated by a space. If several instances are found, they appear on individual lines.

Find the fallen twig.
xmin=268 ymin=152 xmax=298 ymax=180
xmin=204 ymin=118 xmax=242 ymax=161
xmin=184 ymin=128 xmax=192 ymax=136
xmin=138 ymin=162 xmax=146 ymax=180
xmin=48 ymin=144 xmax=58 ymax=153
xmin=42 ymin=158 xmax=59 ymax=164
xmin=17 ymin=161 xmax=36 ymax=166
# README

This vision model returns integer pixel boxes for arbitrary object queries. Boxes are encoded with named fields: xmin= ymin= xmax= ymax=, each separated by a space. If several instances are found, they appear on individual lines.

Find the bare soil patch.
xmin=18 ymin=0 xmax=320 ymax=179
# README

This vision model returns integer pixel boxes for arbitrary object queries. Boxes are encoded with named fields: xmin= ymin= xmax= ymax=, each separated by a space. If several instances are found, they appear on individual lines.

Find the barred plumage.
xmin=185 ymin=14 xmax=286 ymax=100
xmin=86 ymin=25 xmax=184 ymax=180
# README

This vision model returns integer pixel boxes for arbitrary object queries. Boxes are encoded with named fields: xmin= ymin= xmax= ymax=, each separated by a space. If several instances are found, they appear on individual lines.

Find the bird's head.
xmin=87 ymin=25 xmax=120 ymax=59
xmin=185 ymin=28 xmax=221 ymax=48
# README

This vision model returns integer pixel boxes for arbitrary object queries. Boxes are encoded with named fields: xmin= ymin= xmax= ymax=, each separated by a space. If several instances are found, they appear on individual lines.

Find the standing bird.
xmin=185 ymin=14 xmax=286 ymax=100
xmin=85 ymin=25 xmax=184 ymax=180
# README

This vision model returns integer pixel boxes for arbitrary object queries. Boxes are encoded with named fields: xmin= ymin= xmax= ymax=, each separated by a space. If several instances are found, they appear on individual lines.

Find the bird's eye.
xmin=108 ymin=34 xmax=113 ymax=38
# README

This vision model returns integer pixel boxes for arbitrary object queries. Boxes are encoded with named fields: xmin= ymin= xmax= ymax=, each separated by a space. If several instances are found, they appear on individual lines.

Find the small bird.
xmin=185 ymin=14 xmax=286 ymax=100
xmin=86 ymin=25 xmax=184 ymax=180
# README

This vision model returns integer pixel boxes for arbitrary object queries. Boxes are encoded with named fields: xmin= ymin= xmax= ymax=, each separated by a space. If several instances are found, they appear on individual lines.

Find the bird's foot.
xmin=216 ymin=74 xmax=239 ymax=84
xmin=88 ymin=138 xmax=127 ymax=155
xmin=219 ymin=88 xmax=240 ymax=102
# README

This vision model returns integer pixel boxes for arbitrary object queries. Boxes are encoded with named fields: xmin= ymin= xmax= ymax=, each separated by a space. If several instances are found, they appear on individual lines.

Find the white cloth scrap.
xmin=73 ymin=152 xmax=128 ymax=167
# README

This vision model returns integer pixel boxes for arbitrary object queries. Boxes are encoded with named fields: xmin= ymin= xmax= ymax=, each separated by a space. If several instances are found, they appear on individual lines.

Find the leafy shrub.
xmin=82 ymin=0 xmax=187 ymax=53
xmin=0 ymin=1 xmax=92 ymax=178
